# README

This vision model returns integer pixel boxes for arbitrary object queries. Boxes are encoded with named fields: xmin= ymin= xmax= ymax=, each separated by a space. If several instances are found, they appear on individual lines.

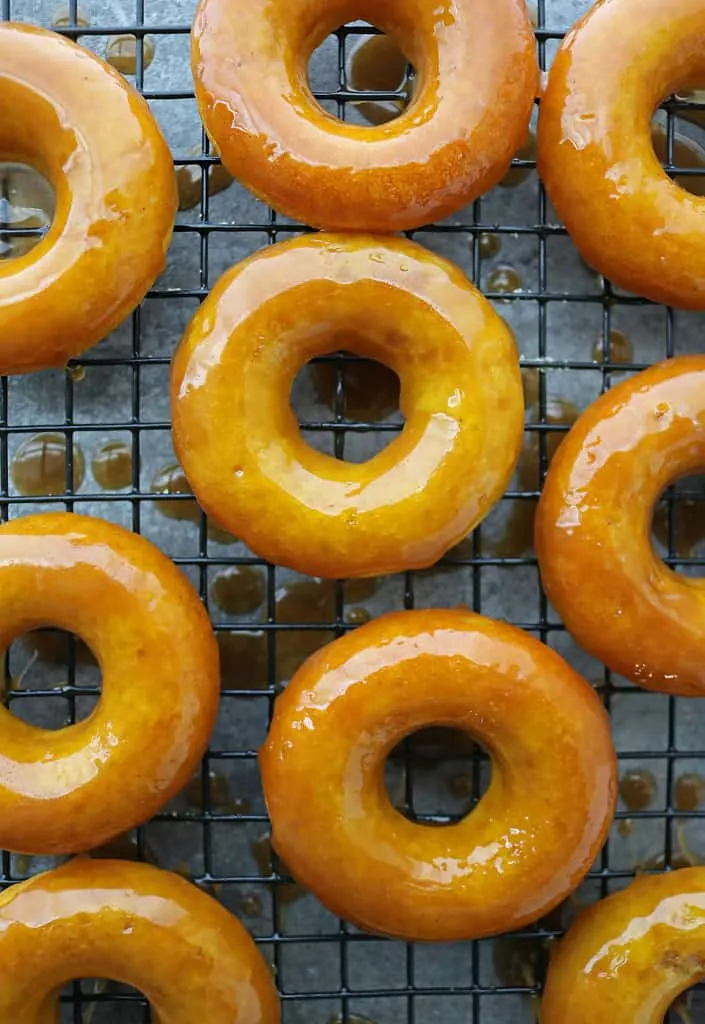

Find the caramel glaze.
xmin=106 ymin=34 xmax=156 ymax=76
xmin=250 ymin=831 xmax=307 ymax=908
xmin=592 ymin=328 xmax=633 ymax=365
xmin=191 ymin=0 xmax=538 ymax=231
xmin=176 ymin=145 xmax=234 ymax=212
xmin=151 ymin=463 xmax=236 ymax=544
xmin=212 ymin=566 xmax=265 ymax=615
xmin=91 ymin=440 xmax=132 ymax=490
xmin=619 ymin=769 xmax=657 ymax=812
xmin=217 ymin=576 xmax=379 ymax=689
xmin=675 ymin=773 xmax=705 ymax=812
xmin=0 ymin=859 xmax=279 ymax=1023
xmin=259 ymin=609 xmax=616 ymax=941
xmin=172 ymin=234 xmax=524 ymax=579
xmin=542 ymin=869 xmax=705 ymax=1022
xmin=0 ymin=23 xmax=176 ymax=373
xmin=535 ymin=356 xmax=705 ymax=696
xmin=538 ymin=0 xmax=705 ymax=308
xmin=0 ymin=513 xmax=219 ymax=854
xmin=11 ymin=432 xmax=85 ymax=496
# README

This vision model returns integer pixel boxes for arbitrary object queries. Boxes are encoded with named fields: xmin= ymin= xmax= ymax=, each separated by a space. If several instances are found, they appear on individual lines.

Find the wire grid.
xmin=2 ymin=0 xmax=705 ymax=1021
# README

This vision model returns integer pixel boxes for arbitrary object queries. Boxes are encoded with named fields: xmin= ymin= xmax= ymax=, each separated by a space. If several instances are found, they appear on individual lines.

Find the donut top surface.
xmin=191 ymin=0 xmax=538 ymax=230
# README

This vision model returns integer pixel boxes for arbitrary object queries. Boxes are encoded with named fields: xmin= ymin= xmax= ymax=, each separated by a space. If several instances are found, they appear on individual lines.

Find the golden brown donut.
xmin=0 ymin=859 xmax=279 ymax=1023
xmin=0 ymin=23 xmax=176 ymax=373
xmin=191 ymin=0 xmax=538 ymax=231
xmin=538 ymin=0 xmax=705 ymax=309
xmin=259 ymin=609 xmax=617 ymax=941
xmin=0 ymin=512 xmax=219 ymax=854
xmin=542 ymin=868 xmax=705 ymax=1022
xmin=535 ymin=355 xmax=705 ymax=697
xmin=171 ymin=234 xmax=524 ymax=579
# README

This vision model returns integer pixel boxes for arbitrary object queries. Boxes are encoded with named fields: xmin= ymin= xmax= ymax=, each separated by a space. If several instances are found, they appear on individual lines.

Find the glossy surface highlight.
xmin=259 ymin=609 xmax=617 ymax=941
xmin=542 ymin=868 xmax=705 ymax=1022
xmin=0 ymin=859 xmax=279 ymax=1024
xmin=171 ymin=234 xmax=524 ymax=579
xmin=538 ymin=0 xmax=705 ymax=309
xmin=191 ymin=0 xmax=538 ymax=231
xmin=535 ymin=355 xmax=705 ymax=696
xmin=0 ymin=512 xmax=219 ymax=853
xmin=0 ymin=23 xmax=177 ymax=373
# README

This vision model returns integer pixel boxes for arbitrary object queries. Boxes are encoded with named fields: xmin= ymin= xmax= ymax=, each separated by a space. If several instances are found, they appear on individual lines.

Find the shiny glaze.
xmin=0 ymin=24 xmax=176 ymax=373
xmin=259 ymin=609 xmax=616 ymax=940
xmin=535 ymin=356 xmax=705 ymax=696
xmin=191 ymin=0 xmax=537 ymax=231
xmin=0 ymin=512 xmax=219 ymax=853
xmin=538 ymin=0 xmax=705 ymax=309
xmin=0 ymin=859 xmax=279 ymax=1023
xmin=542 ymin=868 xmax=705 ymax=1022
xmin=172 ymin=234 xmax=524 ymax=578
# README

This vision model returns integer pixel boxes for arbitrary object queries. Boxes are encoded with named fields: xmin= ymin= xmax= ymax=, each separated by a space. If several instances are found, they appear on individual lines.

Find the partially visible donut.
xmin=0 ymin=23 xmax=176 ymax=372
xmin=0 ymin=859 xmax=279 ymax=1023
xmin=0 ymin=512 xmax=219 ymax=853
xmin=191 ymin=0 xmax=538 ymax=230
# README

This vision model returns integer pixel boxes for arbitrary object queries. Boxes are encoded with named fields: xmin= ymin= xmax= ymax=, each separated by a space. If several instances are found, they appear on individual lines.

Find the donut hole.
xmin=59 ymin=979 xmax=147 ymax=1018
xmin=0 ymin=162 xmax=55 ymax=261
xmin=294 ymin=351 xmax=403 ymax=463
xmin=385 ymin=726 xmax=491 ymax=825
xmin=651 ymin=112 xmax=705 ymax=197
xmin=652 ymin=473 xmax=705 ymax=577
xmin=308 ymin=25 xmax=415 ymax=126
xmin=3 ymin=628 xmax=100 ymax=728
xmin=666 ymin=989 xmax=705 ymax=1022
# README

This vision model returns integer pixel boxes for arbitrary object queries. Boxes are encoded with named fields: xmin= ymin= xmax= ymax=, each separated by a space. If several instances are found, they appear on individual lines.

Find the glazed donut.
xmin=0 ymin=859 xmax=279 ymax=1023
xmin=0 ymin=23 xmax=176 ymax=374
xmin=542 ymin=868 xmax=705 ymax=1022
xmin=535 ymin=355 xmax=705 ymax=697
xmin=171 ymin=234 xmax=524 ymax=579
xmin=191 ymin=0 xmax=537 ymax=231
xmin=259 ymin=609 xmax=617 ymax=941
xmin=0 ymin=512 xmax=219 ymax=854
xmin=538 ymin=0 xmax=705 ymax=309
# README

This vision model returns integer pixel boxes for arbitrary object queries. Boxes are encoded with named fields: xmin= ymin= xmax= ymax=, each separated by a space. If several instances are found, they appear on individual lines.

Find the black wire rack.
xmin=2 ymin=0 xmax=705 ymax=1021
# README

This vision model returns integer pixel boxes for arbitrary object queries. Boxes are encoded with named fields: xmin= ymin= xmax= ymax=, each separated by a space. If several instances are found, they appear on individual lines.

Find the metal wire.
xmin=2 ymin=2 xmax=705 ymax=1021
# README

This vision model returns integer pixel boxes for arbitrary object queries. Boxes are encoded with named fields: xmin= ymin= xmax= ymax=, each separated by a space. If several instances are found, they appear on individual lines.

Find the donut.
xmin=538 ymin=0 xmax=705 ymax=309
xmin=171 ymin=234 xmax=524 ymax=579
xmin=0 ymin=858 xmax=279 ymax=1023
xmin=259 ymin=609 xmax=617 ymax=941
xmin=535 ymin=355 xmax=705 ymax=697
xmin=0 ymin=512 xmax=219 ymax=853
xmin=0 ymin=23 xmax=176 ymax=374
xmin=542 ymin=868 xmax=705 ymax=1022
xmin=191 ymin=0 xmax=538 ymax=231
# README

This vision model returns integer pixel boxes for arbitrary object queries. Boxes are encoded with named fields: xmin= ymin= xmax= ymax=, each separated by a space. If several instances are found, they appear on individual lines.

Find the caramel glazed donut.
xmin=260 ymin=609 xmax=617 ymax=941
xmin=535 ymin=355 xmax=705 ymax=697
xmin=0 ymin=23 xmax=176 ymax=374
xmin=172 ymin=234 xmax=524 ymax=579
xmin=191 ymin=0 xmax=538 ymax=231
xmin=0 ymin=859 xmax=280 ymax=1024
xmin=539 ymin=0 xmax=705 ymax=309
xmin=0 ymin=512 xmax=219 ymax=854
xmin=542 ymin=868 xmax=705 ymax=1023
